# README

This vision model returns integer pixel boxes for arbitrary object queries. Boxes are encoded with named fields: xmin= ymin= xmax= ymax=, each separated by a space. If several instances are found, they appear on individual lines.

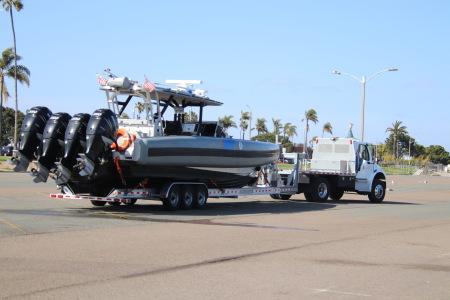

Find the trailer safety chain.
xmin=135 ymin=178 xmax=149 ymax=191
xmin=209 ymin=179 xmax=225 ymax=193
xmin=114 ymin=156 xmax=127 ymax=186
xmin=258 ymin=169 xmax=271 ymax=186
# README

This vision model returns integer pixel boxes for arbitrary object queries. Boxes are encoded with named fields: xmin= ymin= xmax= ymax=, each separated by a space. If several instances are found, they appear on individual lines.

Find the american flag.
xmin=96 ymin=74 xmax=108 ymax=86
xmin=144 ymin=76 xmax=156 ymax=92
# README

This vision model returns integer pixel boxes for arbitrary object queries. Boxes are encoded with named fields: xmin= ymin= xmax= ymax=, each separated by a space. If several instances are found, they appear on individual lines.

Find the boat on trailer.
xmin=9 ymin=72 xmax=281 ymax=197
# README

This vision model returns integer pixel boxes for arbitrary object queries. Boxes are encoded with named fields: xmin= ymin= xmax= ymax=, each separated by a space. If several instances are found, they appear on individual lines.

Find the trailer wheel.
xmin=193 ymin=185 xmax=208 ymax=209
xmin=280 ymin=194 xmax=292 ymax=200
xmin=311 ymin=178 xmax=330 ymax=202
xmin=180 ymin=185 xmax=194 ymax=210
xmin=163 ymin=185 xmax=181 ymax=211
xmin=304 ymin=192 xmax=314 ymax=202
xmin=125 ymin=199 xmax=137 ymax=205
xmin=329 ymin=189 xmax=344 ymax=200
xmin=270 ymin=194 xmax=281 ymax=199
xmin=91 ymin=200 xmax=107 ymax=206
xmin=368 ymin=179 xmax=386 ymax=203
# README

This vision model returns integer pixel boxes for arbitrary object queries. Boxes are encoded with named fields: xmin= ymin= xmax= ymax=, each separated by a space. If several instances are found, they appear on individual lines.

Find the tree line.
xmin=218 ymin=109 xmax=333 ymax=153
xmin=218 ymin=110 xmax=450 ymax=166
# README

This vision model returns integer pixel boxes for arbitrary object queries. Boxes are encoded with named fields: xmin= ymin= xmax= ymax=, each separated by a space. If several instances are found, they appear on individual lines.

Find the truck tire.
xmin=311 ymin=178 xmax=330 ymax=202
xmin=329 ymin=189 xmax=344 ymax=200
xmin=368 ymin=179 xmax=386 ymax=203
xmin=193 ymin=185 xmax=208 ymax=209
xmin=91 ymin=200 xmax=107 ymax=206
xmin=180 ymin=185 xmax=194 ymax=210
xmin=280 ymin=194 xmax=292 ymax=200
xmin=270 ymin=194 xmax=281 ymax=199
xmin=163 ymin=185 xmax=181 ymax=211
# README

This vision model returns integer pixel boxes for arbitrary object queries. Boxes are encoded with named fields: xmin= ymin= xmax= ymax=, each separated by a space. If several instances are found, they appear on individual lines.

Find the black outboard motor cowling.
xmin=56 ymin=113 xmax=90 ymax=184
xmin=11 ymin=106 xmax=52 ymax=171
xmin=32 ymin=112 xmax=72 ymax=183
xmin=18 ymin=106 xmax=53 ymax=159
xmin=85 ymin=109 xmax=118 ymax=161
xmin=78 ymin=109 xmax=118 ymax=176
xmin=62 ymin=113 xmax=91 ymax=163
xmin=41 ymin=113 xmax=72 ymax=161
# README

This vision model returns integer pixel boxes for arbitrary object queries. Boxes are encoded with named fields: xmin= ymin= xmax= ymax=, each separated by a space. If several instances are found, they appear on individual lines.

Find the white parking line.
xmin=311 ymin=287 xmax=371 ymax=297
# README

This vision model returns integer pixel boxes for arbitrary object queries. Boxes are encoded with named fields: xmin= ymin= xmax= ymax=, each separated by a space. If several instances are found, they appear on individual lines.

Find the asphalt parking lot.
xmin=0 ymin=172 xmax=449 ymax=299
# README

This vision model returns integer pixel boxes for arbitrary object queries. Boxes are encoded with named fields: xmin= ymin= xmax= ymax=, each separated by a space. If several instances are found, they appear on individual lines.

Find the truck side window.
xmin=359 ymin=145 xmax=370 ymax=161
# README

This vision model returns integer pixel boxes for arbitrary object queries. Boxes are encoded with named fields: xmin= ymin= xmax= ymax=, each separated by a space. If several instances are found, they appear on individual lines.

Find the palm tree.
xmin=2 ymin=0 xmax=24 ymax=148
xmin=184 ymin=110 xmax=198 ymax=121
xmin=272 ymin=118 xmax=282 ymax=144
xmin=134 ymin=102 xmax=145 ymax=119
xmin=240 ymin=111 xmax=250 ymax=139
xmin=255 ymin=118 xmax=268 ymax=135
xmin=218 ymin=115 xmax=237 ymax=134
xmin=0 ymin=47 xmax=29 ymax=147
xmin=385 ymin=120 xmax=408 ymax=158
xmin=322 ymin=122 xmax=333 ymax=137
xmin=301 ymin=109 xmax=318 ymax=156
xmin=283 ymin=122 xmax=292 ymax=139
xmin=286 ymin=124 xmax=297 ymax=143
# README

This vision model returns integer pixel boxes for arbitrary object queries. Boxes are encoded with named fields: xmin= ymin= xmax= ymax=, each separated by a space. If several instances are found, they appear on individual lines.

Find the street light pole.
xmin=246 ymin=105 xmax=252 ymax=140
xmin=333 ymin=68 xmax=398 ymax=141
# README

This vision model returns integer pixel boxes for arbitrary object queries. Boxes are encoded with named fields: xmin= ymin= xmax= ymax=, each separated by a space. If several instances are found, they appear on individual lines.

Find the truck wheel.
xmin=311 ymin=178 xmax=330 ymax=202
xmin=270 ymin=194 xmax=281 ymax=199
xmin=163 ymin=185 xmax=181 ymax=211
xmin=91 ymin=200 xmax=106 ymax=206
xmin=193 ymin=185 xmax=208 ymax=209
xmin=180 ymin=185 xmax=194 ymax=210
xmin=280 ymin=194 xmax=292 ymax=200
xmin=329 ymin=189 xmax=344 ymax=200
xmin=368 ymin=179 xmax=386 ymax=203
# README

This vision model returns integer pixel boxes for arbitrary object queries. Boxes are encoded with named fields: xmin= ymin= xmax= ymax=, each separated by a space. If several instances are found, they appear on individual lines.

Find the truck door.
xmin=355 ymin=144 xmax=374 ymax=192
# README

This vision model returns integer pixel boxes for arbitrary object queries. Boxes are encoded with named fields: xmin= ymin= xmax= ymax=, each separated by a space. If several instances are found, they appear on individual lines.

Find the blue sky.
xmin=1 ymin=0 xmax=449 ymax=150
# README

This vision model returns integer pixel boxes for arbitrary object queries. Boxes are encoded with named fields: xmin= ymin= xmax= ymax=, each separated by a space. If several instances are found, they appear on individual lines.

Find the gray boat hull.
xmin=112 ymin=135 xmax=281 ymax=188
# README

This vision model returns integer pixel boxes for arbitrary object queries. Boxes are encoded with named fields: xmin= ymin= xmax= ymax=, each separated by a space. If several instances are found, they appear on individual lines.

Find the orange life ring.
xmin=111 ymin=128 xmax=132 ymax=151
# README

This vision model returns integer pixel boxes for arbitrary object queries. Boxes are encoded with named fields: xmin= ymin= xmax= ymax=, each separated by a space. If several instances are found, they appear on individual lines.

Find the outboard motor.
xmin=31 ymin=112 xmax=71 ymax=183
xmin=77 ymin=109 xmax=118 ymax=176
xmin=55 ymin=113 xmax=90 ymax=184
xmin=8 ymin=106 xmax=52 ymax=172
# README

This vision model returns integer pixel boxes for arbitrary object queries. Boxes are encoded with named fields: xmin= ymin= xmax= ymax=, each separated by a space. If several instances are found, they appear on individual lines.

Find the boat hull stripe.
xmin=147 ymin=147 xmax=278 ymax=158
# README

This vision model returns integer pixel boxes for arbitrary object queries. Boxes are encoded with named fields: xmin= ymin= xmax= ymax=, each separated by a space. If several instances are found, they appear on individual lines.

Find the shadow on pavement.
xmin=76 ymin=198 xmax=337 ymax=219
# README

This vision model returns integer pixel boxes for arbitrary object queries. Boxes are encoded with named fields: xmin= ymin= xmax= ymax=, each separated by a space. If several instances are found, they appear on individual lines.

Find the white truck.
xmin=279 ymin=137 xmax=386 ymax=203
xmin=50 ymin=137 xmax=387 ymax=209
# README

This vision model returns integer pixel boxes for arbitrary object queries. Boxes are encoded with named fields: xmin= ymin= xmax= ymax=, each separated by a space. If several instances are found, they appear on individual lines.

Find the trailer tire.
xmin=280 ymin=194 xmax=292 ymax=200
xmin=270 ymin=194 xmax=281 ymax=199
xmin=304 ymin=192 xmax=314 ymax=202
xmin=193 ymin=185 xmax=208 ymax=209
xmin=91 ymin=200 xmax=107 ymax=206
xmin=368 ymin=179 xmax=386 ymax=203
xmin=311 ymin=178 xmax=330 ymax=202
xmin=180 ymin=185 xmax=194 ymax=210
xmin=329 ymin=189 xmax=344 ymax=200
xmin=163 ymin=185 xmax=181 ymax=211
xmin=125 ymin=199 xmax=137 ymax=205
